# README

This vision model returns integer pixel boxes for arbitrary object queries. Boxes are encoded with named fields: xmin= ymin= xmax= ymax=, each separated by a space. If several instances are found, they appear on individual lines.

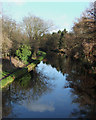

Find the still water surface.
xmin=2 ymin=53 xmax=96 ymax=118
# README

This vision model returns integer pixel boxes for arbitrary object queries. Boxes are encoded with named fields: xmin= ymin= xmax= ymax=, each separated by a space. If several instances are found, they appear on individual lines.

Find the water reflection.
xmin=45 ymin=52 xmax=96 ymax=119
xmin=23 ymin=102 xmax=55 ymax=112
xmin=2 ymin=52 xmax=96 ymax=118
xmin=2 ymin=70 xmax=53 ymax=118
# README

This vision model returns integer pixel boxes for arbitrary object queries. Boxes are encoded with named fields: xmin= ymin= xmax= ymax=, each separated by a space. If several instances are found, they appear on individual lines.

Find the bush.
xmin=16 ymin=45 xmax=31 ymax=63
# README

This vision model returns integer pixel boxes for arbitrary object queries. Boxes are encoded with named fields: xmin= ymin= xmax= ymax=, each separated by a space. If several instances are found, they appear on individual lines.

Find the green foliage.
xmin=0 ymin=71 xmax=14 ymax=88
xmin=0 ymin=71 xmax=8 ymax=79
xmin=1 ymin=76 xmax=14 ymax=88
xmin=17 ymin=73 xmax=31 ymax=88
xmin=37 ymin=50 xmax=46 ymax=56
xmin=1 ymin=50 xmax=46 ymax=88
xmin=16 ymin=45 xmax=31 ymax=62
xmin=58 ymin=29 xmax=67 ymax=49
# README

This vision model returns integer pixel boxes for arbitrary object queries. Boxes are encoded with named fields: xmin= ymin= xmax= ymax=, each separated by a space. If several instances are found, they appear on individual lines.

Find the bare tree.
xmin=22 ymin=15 xmax=53 ymax=56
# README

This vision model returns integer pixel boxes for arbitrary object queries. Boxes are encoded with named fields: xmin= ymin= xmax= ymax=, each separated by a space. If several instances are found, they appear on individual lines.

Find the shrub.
xmin=16 ymin=45 xmax=31 ymax=63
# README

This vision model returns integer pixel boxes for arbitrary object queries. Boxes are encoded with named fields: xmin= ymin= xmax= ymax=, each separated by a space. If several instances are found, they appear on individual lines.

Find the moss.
xmin=38 ymin=56 xmax=43 ymax=61
xmin=32 ymin=57 xmax=37 ymax=60
xmin=27 ymin=63 xmax=36 ymax=72
xmin=0 ymin=75 xmax=14 ymax=88
xmin=0 ymin=71 xmax=9 ymax=79
xmin=37 ymin=51 xmax=46 ymax=57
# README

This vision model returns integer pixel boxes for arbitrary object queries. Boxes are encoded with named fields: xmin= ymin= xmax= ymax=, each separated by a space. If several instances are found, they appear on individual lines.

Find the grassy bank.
xmin=0 ymin=71 xmax=14 ymax=89
xmin=0 ymin=51 xmax=46 ymax=89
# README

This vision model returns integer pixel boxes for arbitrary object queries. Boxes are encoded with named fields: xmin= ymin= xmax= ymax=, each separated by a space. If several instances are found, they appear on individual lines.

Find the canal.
xmin=2 ymin=52 xmax=96 ymax=119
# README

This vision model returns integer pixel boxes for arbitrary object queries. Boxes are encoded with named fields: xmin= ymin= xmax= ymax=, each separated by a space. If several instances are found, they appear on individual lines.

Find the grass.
xmin=0 ymin=71 xmax=14 ymax=88
xmin=0 ymin=76 xmax=14 ymax=88
xmin=0 ymin=71 xmax=9 ymax=79
xmin=0 ymin=51 xmax=46 ymax=89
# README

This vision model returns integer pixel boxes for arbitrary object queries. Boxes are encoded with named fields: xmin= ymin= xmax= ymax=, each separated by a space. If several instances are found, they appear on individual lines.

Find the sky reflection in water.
xmin=3 ymin=59 xmax=93 ymax=118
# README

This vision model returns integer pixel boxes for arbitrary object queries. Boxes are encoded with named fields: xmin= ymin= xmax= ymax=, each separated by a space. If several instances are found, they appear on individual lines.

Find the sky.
xmin=1 ymin=1 xmax=92 ymax=32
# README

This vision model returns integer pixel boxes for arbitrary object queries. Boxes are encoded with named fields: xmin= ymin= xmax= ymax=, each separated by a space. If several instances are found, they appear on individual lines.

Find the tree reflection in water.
xmin=2 ymin=70 xmax=53 ymax=118
xmin=46 ymin=52 xmax=96 ymax=119
xmin=2 ymin=52 xmax=96 ymax=118
xmin=66 ymin=62 xmax=96 ymax=119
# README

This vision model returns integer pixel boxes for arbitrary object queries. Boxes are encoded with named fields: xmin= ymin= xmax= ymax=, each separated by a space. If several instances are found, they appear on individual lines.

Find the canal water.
xmin=2 ymin=52 xmax=96 ymax=119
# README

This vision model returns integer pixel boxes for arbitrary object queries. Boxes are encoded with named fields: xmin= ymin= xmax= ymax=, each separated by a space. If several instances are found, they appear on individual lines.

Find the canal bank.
xmin=0 ymin=51 xmax=46 ymax=88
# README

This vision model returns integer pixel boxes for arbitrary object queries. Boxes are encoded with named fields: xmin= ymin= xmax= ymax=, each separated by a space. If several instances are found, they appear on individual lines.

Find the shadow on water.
xmin=45 ymin=52 xmax=96 ymax=119
xmin=2 ymin=69 xmax=53 ymax=118
xmin=2 ymin=52 xmax=96 ymax=119
xmin=2 ymin=58 xmax=18 ymax=72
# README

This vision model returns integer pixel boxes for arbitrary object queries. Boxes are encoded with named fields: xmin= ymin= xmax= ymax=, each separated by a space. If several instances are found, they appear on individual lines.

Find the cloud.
xmin=23 ymin=102 xmax=55 ymax=112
